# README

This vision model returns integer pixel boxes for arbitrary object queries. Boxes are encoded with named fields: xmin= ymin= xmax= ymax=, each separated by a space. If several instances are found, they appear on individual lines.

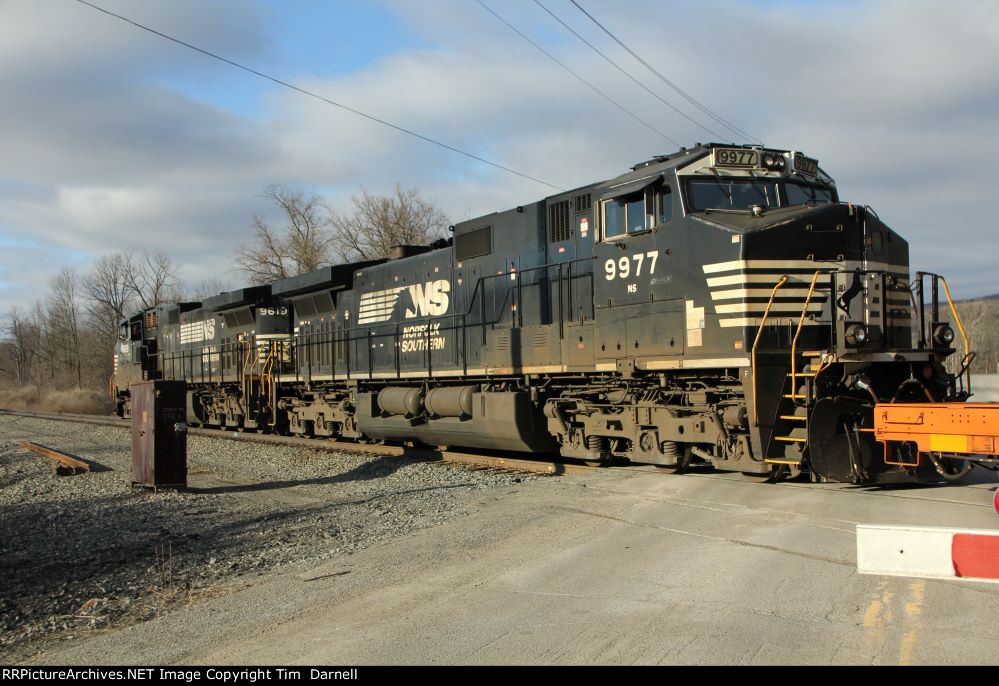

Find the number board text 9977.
xmin=793 ymin=154 xmax=819 ymax=177
xmin=714 ymin=148 xmax=759 ymax=168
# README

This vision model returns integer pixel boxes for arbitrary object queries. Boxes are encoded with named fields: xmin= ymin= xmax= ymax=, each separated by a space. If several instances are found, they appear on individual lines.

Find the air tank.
xmin=424 ymin=385 xmax=478 ymax=418
xmin=377 ymin=387 xmax=423 ymax=417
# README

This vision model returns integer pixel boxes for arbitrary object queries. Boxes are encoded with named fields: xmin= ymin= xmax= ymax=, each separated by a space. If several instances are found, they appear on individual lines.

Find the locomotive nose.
xmin=743 ymin=203 xmax=866 ymax=264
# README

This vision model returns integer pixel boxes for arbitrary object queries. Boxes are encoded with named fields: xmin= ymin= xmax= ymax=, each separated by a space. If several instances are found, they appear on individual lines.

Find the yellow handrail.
xmin=262 ymin=340 xmax=278 ymax=412
xmin=939 ymin=276 xmax=972 ymax=394
xmin=261 ymin=341 xmax=276 ymax=394
xmin=790 ymin=271 xmax=825 ymax=398
xmin=241 ymin=339 xmax=255 ymax=405
xmin=751 ymin=274 xmax=789 ymax=425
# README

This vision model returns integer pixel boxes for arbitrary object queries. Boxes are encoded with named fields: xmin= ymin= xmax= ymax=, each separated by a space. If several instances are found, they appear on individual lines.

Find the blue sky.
xmin=155 ymin=1 xmax=429 ymax=118
xmin=1 ymin=0 xmax=998 ymax=311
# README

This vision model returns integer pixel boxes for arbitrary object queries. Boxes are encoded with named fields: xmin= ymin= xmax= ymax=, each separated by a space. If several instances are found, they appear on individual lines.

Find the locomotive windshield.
xmin=688 ymin=178 xmax=779 ymax=211
xmin=784 ymin=179 xmax=836 ymax=205
xmin=686 ymin=177 xmax=836 ymax=211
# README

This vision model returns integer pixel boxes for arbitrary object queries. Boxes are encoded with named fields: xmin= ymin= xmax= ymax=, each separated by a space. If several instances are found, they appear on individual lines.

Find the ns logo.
xmin=405 ymin=279 xmax=450 ymax=319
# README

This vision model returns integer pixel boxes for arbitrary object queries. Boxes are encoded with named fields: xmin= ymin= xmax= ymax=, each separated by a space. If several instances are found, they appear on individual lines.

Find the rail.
xmin=1 ymin=408 xmax=592 ymax=476
xmin=19 ymin=440 xmax=92 ymax=474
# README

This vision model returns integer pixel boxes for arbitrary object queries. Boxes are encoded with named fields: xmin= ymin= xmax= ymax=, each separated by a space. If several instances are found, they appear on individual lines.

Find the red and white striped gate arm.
xmin=857 ymin=525 xmax=999 ymax=583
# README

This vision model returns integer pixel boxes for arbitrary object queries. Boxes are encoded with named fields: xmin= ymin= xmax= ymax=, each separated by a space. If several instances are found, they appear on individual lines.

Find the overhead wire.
xmin=533 ymin=0 xmax=728 ymax=142
xmin=73 ymin=0 xmax=566 ymax=191
xmin=475 ymin=0 xmax=683 ymax=148
xmin=569 ymin=0 xmax=760 ymax=144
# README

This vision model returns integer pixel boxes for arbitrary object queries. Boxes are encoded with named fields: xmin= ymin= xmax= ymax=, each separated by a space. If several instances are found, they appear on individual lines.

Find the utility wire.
xmin=73 ymin=0 xmax=566 ymax=191
xmin=475 ymin=0 xmax=682 ymax=148
xmin=570 ymin=0 xmax=759 ymax=144
xmin=534 ymin=0 xmax=727 ymax=142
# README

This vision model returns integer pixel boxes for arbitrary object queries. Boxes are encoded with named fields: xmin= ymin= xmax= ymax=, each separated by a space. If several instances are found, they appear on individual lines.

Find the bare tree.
xmin=331 ymin=184 xmax=449 ymax=262
xmin=47 ymin=268 xmax=83 ymax=389
xmin=3 ymin=307 xmax=40 ymax=387
xmin=125 ymin=250 xmax=180 ymax=310
xmin=233 ymin=185 xmax=335 ymax=285
xmin=82 ymin=252 xmax=134 ymax=344
xmin=184 ymin=277 xmax=232 ymax=301
xmin=954 ymin=298 xmax=999 ymax=375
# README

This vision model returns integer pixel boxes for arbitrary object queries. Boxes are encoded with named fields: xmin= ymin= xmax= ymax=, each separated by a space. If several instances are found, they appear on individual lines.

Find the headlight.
xmin=762 ymin=154 xmax=786 ymax=170
xmin=933 ymin=324 xmax=955 ymax=347
xmin=845 ymin=323 xmax=868 ymax=346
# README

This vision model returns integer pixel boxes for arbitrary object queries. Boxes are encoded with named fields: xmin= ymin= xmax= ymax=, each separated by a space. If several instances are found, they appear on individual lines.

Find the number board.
xmin=793 ymin=153 xmax=819 ymax=176
xmin=714 ymin=148 xmax=759 ymax=168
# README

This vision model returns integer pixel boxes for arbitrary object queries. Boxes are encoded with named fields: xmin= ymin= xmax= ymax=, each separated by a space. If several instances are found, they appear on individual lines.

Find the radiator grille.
xmin=548 ymin=200 xmax=571 ymax=243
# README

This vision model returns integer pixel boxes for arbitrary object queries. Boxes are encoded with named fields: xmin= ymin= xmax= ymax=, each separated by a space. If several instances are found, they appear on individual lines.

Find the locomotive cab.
xmin=570 ymin=144 xmax=974 ymax=482
xmin=656 ymin=145 xmax=970 ymax=482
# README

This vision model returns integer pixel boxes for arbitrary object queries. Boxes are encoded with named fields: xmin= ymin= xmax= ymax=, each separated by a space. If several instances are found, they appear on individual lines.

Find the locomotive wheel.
xmin=741 ymin=465 xmax=788 ymax=483
xmin=657 ymin=446 xmax=694 ymax=474
xmin=584 ymin=453 xmax=614 ymax=468
xmin=927 ymin=453 xmax=973 ymax=482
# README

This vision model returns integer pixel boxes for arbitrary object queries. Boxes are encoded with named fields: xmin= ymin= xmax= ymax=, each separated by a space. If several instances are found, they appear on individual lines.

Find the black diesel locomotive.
xmin=113 ymin=144 xmax=977 ymax=484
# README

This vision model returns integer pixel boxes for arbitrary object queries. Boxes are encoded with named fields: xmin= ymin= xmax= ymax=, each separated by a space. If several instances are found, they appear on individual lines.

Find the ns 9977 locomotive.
xmin=112 ymin=143 xmax=988 ymax=484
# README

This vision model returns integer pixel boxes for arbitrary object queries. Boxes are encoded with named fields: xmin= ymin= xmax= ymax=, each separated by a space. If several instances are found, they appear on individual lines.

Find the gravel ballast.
xmin=0 ymin=415 xmax=541 ymax=662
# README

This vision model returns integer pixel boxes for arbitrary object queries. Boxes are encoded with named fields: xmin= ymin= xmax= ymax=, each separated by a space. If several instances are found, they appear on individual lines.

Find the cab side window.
xmin=603 ymin=188 xmax=654 ymax=239
xmin=660 ymin=185 xmax=673 ymax=224
xmin=868 ymin=230 xmax=884 ymax=255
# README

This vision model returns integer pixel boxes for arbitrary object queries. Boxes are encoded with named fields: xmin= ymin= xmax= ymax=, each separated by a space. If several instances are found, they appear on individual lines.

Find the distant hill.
xmin=956 ymin=293 xmax=999 ymax=303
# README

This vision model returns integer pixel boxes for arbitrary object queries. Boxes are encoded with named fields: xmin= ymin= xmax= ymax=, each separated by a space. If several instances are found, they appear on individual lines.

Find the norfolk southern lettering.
xmin=111 ymin=144 xmax=976 ymax=485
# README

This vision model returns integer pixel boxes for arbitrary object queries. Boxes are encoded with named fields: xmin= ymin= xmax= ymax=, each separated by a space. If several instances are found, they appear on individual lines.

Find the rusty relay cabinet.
xmin=131 ymin=380 xmax=188 ymax=488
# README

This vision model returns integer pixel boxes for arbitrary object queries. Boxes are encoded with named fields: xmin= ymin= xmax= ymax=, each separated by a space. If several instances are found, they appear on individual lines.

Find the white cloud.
xmin=1 ymin=0 xmax=997 ymax=315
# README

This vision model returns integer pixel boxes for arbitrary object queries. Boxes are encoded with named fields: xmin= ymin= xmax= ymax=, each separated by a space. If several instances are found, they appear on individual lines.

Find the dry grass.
xmin=0 ymin=386 xmax=112 ymax=415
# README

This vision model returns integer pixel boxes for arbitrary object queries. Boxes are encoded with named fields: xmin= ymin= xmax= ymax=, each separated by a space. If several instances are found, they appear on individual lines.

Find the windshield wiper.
xmin=709 ymin=169 xmax=734 ymax=207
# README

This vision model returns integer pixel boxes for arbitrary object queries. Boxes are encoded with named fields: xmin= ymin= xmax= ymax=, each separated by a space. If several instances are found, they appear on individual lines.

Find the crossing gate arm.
xmin=874 ymin=403 xmax=999 ymax=465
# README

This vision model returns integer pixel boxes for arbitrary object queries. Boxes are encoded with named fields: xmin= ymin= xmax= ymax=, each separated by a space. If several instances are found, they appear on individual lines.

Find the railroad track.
xmin=3 ymin=408 xmax=994 ymax=511
xmin=0 ymin=408 xmax=594 ymax=476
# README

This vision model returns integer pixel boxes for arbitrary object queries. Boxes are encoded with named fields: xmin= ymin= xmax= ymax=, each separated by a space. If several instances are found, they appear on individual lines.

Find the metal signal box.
xmin=130 ymin=380 xmax=188 ymax=488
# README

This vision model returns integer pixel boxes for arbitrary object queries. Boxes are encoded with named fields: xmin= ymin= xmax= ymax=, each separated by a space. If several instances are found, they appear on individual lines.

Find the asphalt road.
xmin=32 ymin=461 xmax=999 ymax=666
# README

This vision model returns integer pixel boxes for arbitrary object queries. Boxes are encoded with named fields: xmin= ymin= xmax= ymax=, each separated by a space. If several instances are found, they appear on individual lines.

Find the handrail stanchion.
xmin=939 ymin=275 xmax=972 ymax=395
xmin=790 ymin=271 xmax=825 ymax=397
xmin=751 ymin=275 xmax=789 ymax=426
